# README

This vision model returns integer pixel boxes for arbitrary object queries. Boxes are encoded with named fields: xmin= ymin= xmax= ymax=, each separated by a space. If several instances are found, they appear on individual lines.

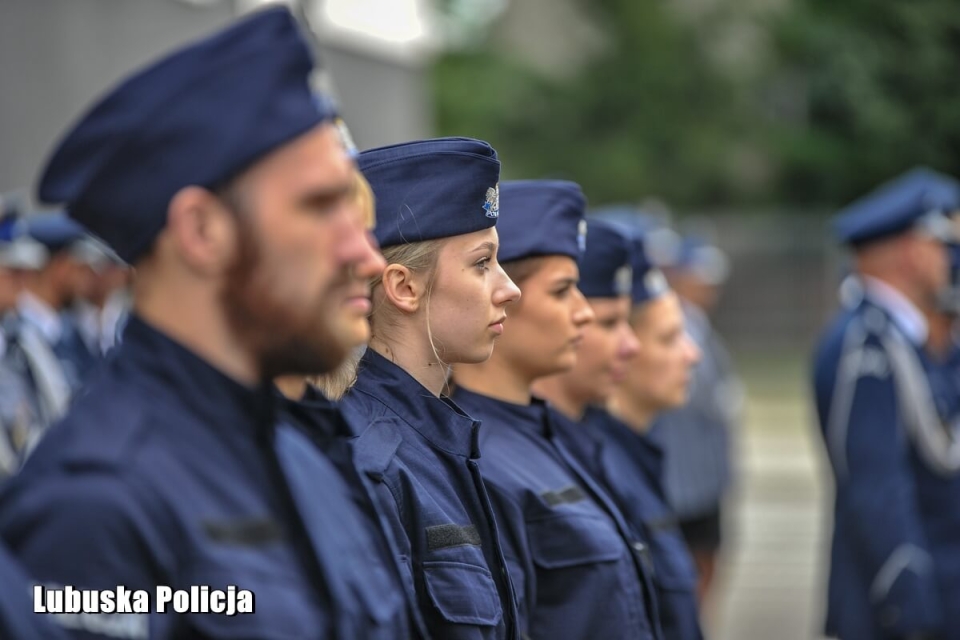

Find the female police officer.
xmin=534 ymin=220 xmax=704 ymax=640
xmin=452 ymin=180 xmax=662 ymax=640
xmin=338 ymin=138 xmax=522 ymax=640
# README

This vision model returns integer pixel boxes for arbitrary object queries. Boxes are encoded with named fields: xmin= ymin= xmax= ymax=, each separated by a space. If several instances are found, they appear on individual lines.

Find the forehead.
xmin=239 ymin=122 xmax=354 ymax=197
xmin=525 ymin=255 xmax=579 ymax=285
xmin=439 ymin=226 xmax=498 ymax=253
xmin=589 ymin=296 xmax=631 ymax=317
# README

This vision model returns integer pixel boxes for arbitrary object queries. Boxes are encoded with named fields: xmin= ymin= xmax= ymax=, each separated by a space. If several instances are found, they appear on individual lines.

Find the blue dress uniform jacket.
xmin=340 ymin=349 xmax=519 ymax=640
xmin=279 ymin=385 xmax=427 ymax=639
xmin=814 ymin=294 xmax=960 ymax=639
xmin=555 ymin=408 xmax=704 ymax=640
xmin=0 ymin=316 xmax=411 ymax=639
xmin=452 ymin=387 xmax=662 ymax=640
xmin=0 ymin=540 xmax=69 ymax=639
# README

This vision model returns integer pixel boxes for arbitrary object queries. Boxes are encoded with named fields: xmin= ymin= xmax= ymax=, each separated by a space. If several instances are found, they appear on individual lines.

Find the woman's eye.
xmin=475 ymin=258 xmax=491 ymax=271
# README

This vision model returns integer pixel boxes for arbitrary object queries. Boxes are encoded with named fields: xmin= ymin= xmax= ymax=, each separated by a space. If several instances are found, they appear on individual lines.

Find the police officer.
xmin=338 ymin=138 xmax=522 ymax=639
xmin=0 ymin=232 xmax=48 ymax=475
xmin=0 ymin=7 xmax=414 ymax=638
xmin=652 ymin=235 xmax=741 ymax=605
xmin=813 ymin=167 xmax=960 ymax=640
xmin=452 ymin=180 xmax=662 ymax=640
xmin=16 ymin=212 xmax=102 ymax=388
xmin=534 ymin=219 xmax=705 ymax=640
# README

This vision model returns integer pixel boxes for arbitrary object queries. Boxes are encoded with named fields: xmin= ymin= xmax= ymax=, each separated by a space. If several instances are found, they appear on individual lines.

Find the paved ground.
xmin=707 ymin=357 xmax=833 ymax=640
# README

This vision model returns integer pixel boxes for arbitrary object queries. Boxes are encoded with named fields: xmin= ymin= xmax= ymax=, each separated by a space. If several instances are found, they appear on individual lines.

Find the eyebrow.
xmin=469 ymin=241 xmax=497 ymax=253
xmin=298 ymin=182 xmax=353 ymax=207
xmin=551 ymin=277 xmax=579 ymax=287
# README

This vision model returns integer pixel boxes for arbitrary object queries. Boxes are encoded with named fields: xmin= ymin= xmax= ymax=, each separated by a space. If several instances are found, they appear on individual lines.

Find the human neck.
xmin=454 ymin=353 xmax=534 ymax=405
xmin=134 ymin=282 xmax=261 ymax=386
xmin=275 ymin=375 xmax=308 ymax=400
xmin=860 ymin=269 xmax=932 ymax=317
xmin=367 ymin=333 xmax=448 ymax=397
xmin=608 ymin=392 xmax=657 ymax=434
xmin=532 ymin=374 xmax=587 ymax=421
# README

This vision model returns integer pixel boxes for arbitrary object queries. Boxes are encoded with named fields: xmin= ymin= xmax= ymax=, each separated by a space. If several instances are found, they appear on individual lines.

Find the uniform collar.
xmin=17 ymin=291 xmax=63 ymax=344
xmin=861 ymin=276 xmax=928 ymax=345
xmin=117 ymin=314 xmax=275 ymax=438
xmin=280 ymin=384 xmax=354 ymax=440
xmin=352 ymin=349 xmax=481 ymax=458
xmin=451 ymin=386 xmax=555 ymax=438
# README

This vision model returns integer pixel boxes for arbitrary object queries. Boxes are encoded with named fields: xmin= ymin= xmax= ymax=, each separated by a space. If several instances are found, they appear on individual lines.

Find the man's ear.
xmin=380 ymin=263 xmax=427 ymax=314
xmin=166 ymin=186 xmax=239 ymax=275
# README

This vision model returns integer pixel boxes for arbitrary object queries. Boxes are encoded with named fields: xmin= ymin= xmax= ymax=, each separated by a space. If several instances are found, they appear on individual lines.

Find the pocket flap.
xmin=422 ymin=561 xmax=503 ymax=626
xmin=529 ymin=513 xmax=625 ymax=570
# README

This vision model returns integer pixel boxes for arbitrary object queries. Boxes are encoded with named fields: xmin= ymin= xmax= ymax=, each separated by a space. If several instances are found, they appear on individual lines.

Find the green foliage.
xmin=433 ymin=0 xmax=745 ymax=208
xmin=432 ymin=0 xmax=960 ymax=209
xmin=768 ymin=0 xmax=960 ymax=205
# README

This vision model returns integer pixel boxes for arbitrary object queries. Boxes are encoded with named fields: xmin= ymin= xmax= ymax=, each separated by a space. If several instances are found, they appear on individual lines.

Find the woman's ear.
xmin=380 ymin=263 xmax=427 ymax=314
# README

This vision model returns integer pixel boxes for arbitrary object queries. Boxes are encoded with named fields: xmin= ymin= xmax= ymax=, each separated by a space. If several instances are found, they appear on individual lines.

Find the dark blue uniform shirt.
xmin=0 ymin=316 xmax=411 ymax=639
xmin=341 ymin=349 xmax=519 ymax=640
xmin=814 ymin=295 xmax=960 ymax=640
xmin=452 ymin=386 xmax=662 ymax=640
xmin=0 ymin=540 xmax=69 ymax=639
xmin=279 ymin=384 xmax=427 ymax=638
xmin=555 ymin=407 xmax=703 ymax=640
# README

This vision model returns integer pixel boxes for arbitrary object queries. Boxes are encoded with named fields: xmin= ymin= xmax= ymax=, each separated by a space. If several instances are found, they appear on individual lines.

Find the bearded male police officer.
xmin=813 ymin=168 xmax=960 ymax=640
xmin=0 ymin=7 xmax=416 ymax=639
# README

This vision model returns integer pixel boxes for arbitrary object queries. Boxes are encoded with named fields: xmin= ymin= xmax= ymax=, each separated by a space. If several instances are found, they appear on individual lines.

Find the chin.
xmin=550 ymin=353 xmax=578 ymax=376
xmin=334 ymin=320 xmax=370 ymax=350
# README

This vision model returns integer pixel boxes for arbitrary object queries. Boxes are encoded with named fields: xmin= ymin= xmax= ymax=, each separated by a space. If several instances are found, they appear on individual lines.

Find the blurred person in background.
xmin=339 ymin=138 xmax=522 ymax=640
xmin=654 ymin=235 xmax=742 ymax=605
xmin=65 ymin=238 xmax=132 ymax=357
xmin=453 ymin=180 xmax=662 ymax=640
xmin=534 ymin=219 xmax=704 ymax=640
xmin=0 ymin=7 xmax=420 ymax=638
xmin=15 ymin=212 xmax=103 ymax=390
xmin=0 ymin=232 xmax=49 ymax=475
xmin=813 ymin=167 xmax=960 ymax=640
xmin=0 ymin=213 xmax=100 ymax=453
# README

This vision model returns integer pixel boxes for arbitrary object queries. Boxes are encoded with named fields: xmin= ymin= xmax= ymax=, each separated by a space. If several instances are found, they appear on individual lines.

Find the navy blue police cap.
xmin=577 ymin=219 xmax=633 ymax=298
xmin=37 ymin=6 xmax=337 ymax=264
xmin=358 ymin=137 xmax=501 ymax=248
xmin=609 ymin=224 xmax=670 ymax=306
xmin=496 ymin=180 xmax=587 ymax=263
xmin=667 ymin=236 xmax=730 ymax=286
xmin=834 ymin=167 xmax=960 ymax=246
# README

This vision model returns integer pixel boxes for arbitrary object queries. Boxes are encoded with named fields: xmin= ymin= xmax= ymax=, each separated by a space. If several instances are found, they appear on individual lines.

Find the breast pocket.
xmin=528 ymin=512 xmax=625 ymax=570
xmin=422 ymin=560 xmax=503 ymax=627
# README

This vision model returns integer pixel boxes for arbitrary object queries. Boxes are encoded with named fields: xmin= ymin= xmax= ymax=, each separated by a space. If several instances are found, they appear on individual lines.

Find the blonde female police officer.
xmin=340 ymin=138 xmax=522 ymax=640
xmin=0 ymin=8 xmax=416 ymax=638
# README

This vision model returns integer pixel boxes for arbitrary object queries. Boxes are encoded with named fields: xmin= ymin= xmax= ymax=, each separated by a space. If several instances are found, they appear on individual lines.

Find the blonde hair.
xmin=307 ymin=171 xmax=379 ymax=399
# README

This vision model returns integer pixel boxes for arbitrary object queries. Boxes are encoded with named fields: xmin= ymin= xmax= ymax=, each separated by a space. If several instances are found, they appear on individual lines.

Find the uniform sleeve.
xmin=0 ymin=471 xmax=171 ymax=639
xmin=482 ymin=479 xmax=533 ymax=639
xmin=820 ymin=331 xmax=943 ymax=636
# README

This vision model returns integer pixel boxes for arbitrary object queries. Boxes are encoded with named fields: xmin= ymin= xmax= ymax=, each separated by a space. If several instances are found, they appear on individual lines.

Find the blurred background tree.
xmin=432 ymin=0 xmax=960 ymax=210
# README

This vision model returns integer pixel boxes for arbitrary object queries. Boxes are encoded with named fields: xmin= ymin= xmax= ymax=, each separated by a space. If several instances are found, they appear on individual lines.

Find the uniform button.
xmin=632 ymin=541 xmax=646 ymax=552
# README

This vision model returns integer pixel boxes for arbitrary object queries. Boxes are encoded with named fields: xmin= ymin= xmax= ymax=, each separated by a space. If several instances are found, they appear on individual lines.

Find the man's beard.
xmin=220 ymin=214 xmax=348 ymax=381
